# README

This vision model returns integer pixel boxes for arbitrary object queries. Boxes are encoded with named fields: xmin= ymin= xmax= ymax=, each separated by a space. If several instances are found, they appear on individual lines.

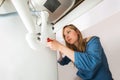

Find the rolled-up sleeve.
xmin=74 ymin=37 xmax=102 ymax=71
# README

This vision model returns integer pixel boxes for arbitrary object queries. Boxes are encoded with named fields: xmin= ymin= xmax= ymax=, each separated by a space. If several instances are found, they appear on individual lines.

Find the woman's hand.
xmin=47 ymin=38 xmax=61 ymax=51
xmin=47 ymin=38 xmax=74 ymax=62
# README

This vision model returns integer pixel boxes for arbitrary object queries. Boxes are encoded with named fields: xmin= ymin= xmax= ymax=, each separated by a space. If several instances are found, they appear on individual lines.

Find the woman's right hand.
xmin=47 ymin=38 xmax=61 ymax=51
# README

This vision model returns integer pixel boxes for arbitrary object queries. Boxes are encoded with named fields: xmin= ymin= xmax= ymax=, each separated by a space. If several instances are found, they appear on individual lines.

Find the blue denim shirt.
xmin=58 ymin=36 xmax=113 ymax=80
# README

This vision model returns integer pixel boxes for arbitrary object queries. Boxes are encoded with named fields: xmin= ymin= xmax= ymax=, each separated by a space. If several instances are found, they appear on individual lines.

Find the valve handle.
xmin=47 ymin=38 xmax=53 ymax=42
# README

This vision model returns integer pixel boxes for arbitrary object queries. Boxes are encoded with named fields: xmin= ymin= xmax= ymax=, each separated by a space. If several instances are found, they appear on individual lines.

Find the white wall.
xmin=56 ymin=0 xmax=120 ymax=80
xmin=0 ymin=15 xmax=57 ymax=80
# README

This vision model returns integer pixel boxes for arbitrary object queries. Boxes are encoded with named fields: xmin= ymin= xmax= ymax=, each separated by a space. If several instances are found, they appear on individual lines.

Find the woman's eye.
xmin=67 ymin=31 xmax=71 ymax=34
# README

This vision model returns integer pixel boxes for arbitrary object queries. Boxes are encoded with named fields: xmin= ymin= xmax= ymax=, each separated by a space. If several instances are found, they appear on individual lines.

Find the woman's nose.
xmin=66 ymin=35 xmax=70 ymax=39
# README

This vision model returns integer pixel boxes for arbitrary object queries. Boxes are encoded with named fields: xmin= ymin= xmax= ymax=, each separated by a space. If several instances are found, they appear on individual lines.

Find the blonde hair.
xmin=62 ymin=24 xmax=86 ymax=52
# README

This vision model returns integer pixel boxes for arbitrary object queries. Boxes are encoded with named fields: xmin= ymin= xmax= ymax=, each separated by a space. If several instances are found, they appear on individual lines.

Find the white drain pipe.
xmin=11 ymin=0 xmax=35 ymax=33
xmin=11 ymin=0 xmax=53 ymax=49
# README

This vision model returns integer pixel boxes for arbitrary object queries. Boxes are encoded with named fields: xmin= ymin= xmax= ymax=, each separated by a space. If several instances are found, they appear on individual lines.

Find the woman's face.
xmin=63 ymin=27 xmax=78 ymax=45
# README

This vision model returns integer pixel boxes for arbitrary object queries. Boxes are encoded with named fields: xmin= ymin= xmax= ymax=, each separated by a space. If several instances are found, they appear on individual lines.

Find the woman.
xmin=47 ymin=24 xmax=113 ymax=80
